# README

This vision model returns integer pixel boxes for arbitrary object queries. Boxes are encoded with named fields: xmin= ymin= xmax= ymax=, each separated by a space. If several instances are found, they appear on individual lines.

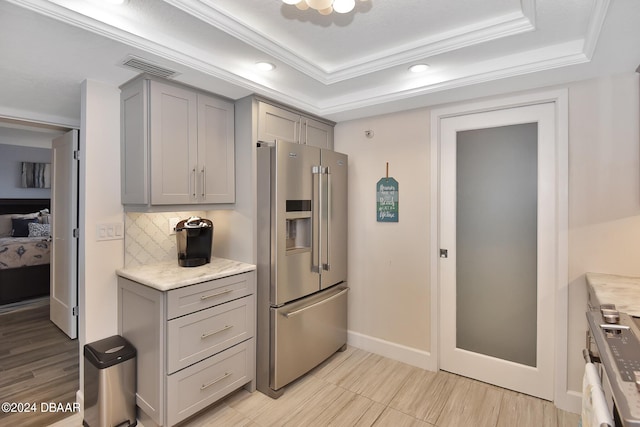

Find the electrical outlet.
xmin=169 ymin=217 xmax=180 ymax=235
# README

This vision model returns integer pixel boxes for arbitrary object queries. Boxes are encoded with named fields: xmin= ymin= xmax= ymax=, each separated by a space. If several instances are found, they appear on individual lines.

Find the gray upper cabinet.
xmin=197 ymin=93 xmax=236 ymax=204
xmin=257 ymin=101 xmax=334 ymax=149
xmin=121 ymin=76 xmax=235 ymax=207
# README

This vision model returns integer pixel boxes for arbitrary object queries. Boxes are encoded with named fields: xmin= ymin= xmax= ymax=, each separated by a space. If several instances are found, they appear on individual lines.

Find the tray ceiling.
xmin=1 ymin=0 xmax=639 ymax=124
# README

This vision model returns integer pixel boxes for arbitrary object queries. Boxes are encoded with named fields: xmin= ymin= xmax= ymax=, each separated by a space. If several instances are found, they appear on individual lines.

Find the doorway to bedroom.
xmin=0 ymin=119 xmax=79 ymax=427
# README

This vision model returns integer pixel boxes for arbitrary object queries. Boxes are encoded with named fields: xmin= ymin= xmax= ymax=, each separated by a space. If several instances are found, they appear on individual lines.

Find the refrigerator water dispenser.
xmin=285 ymin=200 xmax=311 ymax=252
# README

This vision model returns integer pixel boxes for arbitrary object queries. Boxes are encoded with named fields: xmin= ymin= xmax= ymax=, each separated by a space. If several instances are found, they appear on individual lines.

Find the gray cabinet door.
xmin=121 ymin=79 xmax=148 ymax=204
xmin=197 ymin=94 xmax=235 ymax=203
xmin=150 ymin=80 xmax=198 ymax=205
xmin=257 ymin=101 xmax=301 ymax=144
xmin=302 ymin=117 xmax=334 ymax=149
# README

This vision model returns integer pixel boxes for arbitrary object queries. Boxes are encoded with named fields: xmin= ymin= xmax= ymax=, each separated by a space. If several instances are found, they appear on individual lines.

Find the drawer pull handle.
xmin=201 ymin=325 xmax=233 ymax=339
xmin=201 ymin=372 xmax=231 ymax=390
xmin=200 ymin=289 xmax=233 ymax=300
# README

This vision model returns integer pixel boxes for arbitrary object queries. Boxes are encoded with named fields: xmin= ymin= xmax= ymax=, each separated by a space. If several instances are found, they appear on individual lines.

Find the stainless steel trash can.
xmin=83 ymin=335 xmax=137 ymax=427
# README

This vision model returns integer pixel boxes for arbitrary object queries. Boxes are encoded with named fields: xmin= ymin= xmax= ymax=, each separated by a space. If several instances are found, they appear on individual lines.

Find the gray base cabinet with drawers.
xmin=117 ymin=272 xmax=256 ymax=426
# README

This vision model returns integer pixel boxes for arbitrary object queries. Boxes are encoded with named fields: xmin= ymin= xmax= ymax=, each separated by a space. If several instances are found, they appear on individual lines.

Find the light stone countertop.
xmin=586 ymin=272 xmax=640 ymax=317
xmin=116 ymin=257 xmax=256 ymax=291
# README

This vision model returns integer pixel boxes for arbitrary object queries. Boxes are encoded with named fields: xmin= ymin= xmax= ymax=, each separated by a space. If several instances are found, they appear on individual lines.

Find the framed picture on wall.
xmin=21 ymin=162 xmax=51 ymax=188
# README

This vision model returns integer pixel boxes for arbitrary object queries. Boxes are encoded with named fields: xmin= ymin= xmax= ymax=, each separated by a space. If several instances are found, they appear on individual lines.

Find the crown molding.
xmin=5 ymin=0 xmax=312 ymax=105
xmin=582 ymin=0 xmax=611 ymax=59
xmin=166 ymin=0 xmax=536 ymax=84
xmin=6 ymin=0 xmax=606 ymax=119
xmin=318 ymin=44 xmax=588 ymax=116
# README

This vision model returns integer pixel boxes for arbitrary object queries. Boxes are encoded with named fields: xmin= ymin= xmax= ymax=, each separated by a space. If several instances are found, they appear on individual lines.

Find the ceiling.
xmin=0 ymin=0 xmax=639 ymax=129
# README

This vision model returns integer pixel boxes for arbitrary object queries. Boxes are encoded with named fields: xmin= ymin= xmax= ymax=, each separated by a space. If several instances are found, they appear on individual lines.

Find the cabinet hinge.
xmin=72 ymin=306 xmax=79 ymax=316
xmin=72 ymin=229 xmax=80 ymax=238
xmin=73 ymin=150 xmax=80 ymax=160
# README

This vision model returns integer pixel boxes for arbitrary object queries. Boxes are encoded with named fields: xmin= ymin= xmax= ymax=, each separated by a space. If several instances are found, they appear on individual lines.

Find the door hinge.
xmin=72 ymin=306 xmax=79 ymax=316
xmin=72 ymin=228 xmax=80 ymax=238
xmin=73 ymin=150 xmax=80 ymax=160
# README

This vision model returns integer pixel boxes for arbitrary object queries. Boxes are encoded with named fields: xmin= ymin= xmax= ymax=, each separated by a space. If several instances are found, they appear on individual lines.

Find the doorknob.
xmin=440 ymin=249 xmax=448 ymax=258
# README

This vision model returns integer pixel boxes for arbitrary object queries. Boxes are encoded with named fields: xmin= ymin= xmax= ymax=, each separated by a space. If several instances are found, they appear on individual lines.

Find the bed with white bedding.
xmin=0 ymin=199 xmax=51 ymax=305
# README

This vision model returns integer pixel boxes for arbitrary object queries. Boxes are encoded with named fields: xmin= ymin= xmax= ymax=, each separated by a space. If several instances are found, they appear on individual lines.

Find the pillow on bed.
xmin=39 ymin=213 xmax=51 ymax=224
xmin=28 ymin=222 xmax=50 ymax=237
xmin=0 ymin=214 xmax=13 ymax=237
xmin=13 ymin=212 xmax=40 ymax=220
xmin=11 ymin=218 xmax=39 ymax=237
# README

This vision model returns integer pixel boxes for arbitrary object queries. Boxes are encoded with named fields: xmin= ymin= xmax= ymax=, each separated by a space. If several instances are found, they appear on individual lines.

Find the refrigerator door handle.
xmin=312 ymin=165 xmax=322 ymax=273
xmin=281 ymin=287 xmax=348 ymax=318
xmin=323 ymin=167 xmax=331 ymax=271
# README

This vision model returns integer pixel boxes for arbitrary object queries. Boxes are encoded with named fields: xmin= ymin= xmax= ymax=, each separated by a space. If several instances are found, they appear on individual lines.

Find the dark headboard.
xmin=0 ymin=199 xmax=50 ymax=215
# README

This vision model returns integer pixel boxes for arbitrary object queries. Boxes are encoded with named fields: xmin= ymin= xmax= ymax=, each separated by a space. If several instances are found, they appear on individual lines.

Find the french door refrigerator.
xmin=256 ymin=139 xmax=348 ymax=398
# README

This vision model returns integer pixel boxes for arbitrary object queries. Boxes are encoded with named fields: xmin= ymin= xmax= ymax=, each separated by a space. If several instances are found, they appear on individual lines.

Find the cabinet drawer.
xmin=166 ymin=339 xmax=253 ymax=426
xmin=167 ymin=273 xmax=252 ymax=319
xmin=167 ymin=295 xmax=255 ymax=373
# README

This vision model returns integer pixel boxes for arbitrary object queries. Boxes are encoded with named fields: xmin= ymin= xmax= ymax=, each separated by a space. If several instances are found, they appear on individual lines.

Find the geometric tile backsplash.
xmin=124 ymin=211 xmax=207 ymax=268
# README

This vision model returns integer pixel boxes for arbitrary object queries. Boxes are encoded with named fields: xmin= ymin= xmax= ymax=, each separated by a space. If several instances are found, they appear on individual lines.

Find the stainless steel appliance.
xmin=256 ymin=140 xmax=348 ymax=399
xmin=175 ymin=216 xmax=213 ymax=267
xmin=586 ymin=304 xmax=640 ymax=426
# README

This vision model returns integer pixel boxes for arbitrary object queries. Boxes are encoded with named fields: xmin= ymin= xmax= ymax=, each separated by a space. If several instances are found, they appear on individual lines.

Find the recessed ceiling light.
xmin=409 ymin=64 xmax=430 ymax=73
xmin=256 ymin=62 xmax=276 ymax=71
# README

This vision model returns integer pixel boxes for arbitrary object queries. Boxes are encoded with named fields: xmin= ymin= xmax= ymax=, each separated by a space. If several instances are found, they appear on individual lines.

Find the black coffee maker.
xmin=175 ymin=217 xmax=213 ymax=267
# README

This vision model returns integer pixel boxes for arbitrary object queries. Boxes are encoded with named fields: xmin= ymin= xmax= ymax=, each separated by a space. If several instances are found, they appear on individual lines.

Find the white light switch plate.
xmin=96 ymin=222 xmax=124 ymax=241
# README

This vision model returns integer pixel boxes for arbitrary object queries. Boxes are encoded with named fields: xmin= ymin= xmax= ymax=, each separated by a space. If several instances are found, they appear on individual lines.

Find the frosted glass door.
xmin=438 ymin=102 xmax=557 ymax=400
xmin=456 ymin=124 xmax=537 ymax=366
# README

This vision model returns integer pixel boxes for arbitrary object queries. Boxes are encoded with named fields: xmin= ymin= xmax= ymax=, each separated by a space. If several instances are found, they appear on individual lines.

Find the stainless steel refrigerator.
xmin=256 ymin=139 xmax=348 ymax=398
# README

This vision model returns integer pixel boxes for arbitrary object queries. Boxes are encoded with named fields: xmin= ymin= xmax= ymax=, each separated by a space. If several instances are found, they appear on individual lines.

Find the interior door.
xmin=51 ymin=130 xmax=78 ymax=339
xmin=439 ymin=103 xmax=556 ymax=400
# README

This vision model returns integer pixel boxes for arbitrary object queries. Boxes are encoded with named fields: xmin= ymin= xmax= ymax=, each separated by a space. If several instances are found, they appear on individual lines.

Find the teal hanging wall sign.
xmin=376 ymin=163 xmax=399 ymax=222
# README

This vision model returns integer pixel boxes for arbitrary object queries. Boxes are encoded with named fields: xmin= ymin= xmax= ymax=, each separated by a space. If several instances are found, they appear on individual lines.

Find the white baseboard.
xmin=555 ymin=389 xmax=582 ymax=415
xmin=347 ymin=330 xmax=437 ymax=371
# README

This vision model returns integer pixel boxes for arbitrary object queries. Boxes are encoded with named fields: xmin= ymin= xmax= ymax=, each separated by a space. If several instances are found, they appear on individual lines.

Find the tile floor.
xmin=50 ymin=346 xmax=581 ymax=427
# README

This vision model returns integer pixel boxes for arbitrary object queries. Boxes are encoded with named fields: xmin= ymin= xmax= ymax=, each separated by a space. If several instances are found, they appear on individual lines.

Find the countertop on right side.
xmin=586 ymin=272 xmax=640 ymax=317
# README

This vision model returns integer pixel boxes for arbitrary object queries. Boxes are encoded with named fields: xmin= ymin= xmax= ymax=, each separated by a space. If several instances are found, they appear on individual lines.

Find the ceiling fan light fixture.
xmin=333 ymin=0 xmax=355 ymax=13
xmin=409 ymin=64 xmax=430 ymax=73
xmin=306 ymin=0 xmax=333 ymax=9
xmin=284 ymin=0 xmax=368 ymax=15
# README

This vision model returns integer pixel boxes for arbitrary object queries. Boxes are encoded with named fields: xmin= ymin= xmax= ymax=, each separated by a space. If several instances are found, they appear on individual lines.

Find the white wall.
xmin=335 ymin=109 xmax=431 ymax=365
xmin=78 ymin=80 xmax=124 ymax=396
xmin=567 ymin=73 xmax=640 ymax=391
xmin=0 ymin=143 xmax=51 ymax=198
xmin=335 ymin=72 xmax=640 ymax=404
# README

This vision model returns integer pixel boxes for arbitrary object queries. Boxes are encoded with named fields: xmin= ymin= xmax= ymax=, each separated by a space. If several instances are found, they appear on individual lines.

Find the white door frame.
xmin=429 ymin=89 xmax=570 ymax=408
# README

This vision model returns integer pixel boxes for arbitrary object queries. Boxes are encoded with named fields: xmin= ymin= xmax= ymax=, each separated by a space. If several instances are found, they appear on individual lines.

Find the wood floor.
xmin=0 ymin=301 xmax=79 ymax=427
xmin=57 ymin=345 xmax=580 ymax=427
